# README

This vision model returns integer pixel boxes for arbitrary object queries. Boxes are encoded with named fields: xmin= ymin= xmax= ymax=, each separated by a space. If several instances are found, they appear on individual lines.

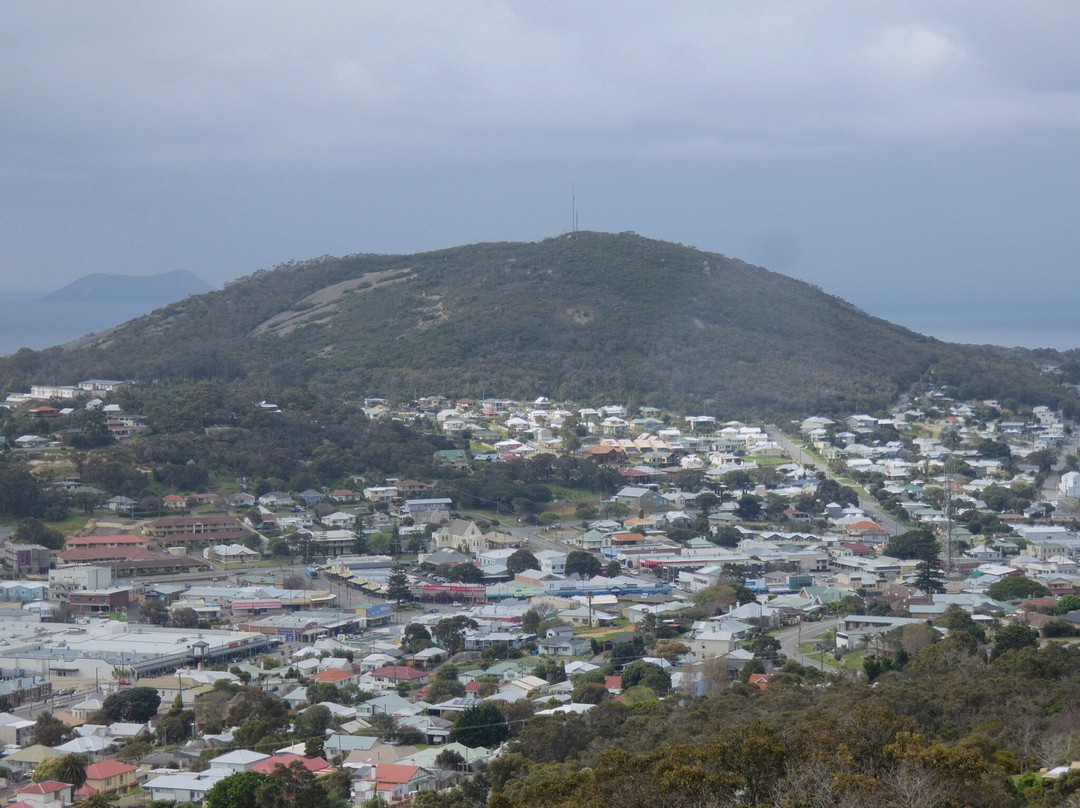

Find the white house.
xmin=145 ymin=770 xmax=230 ymax=803
xmin=1060 ymin=471 xmax=1080 ymax=499
xmin=208 ymin=749 xmax=270 ymax=773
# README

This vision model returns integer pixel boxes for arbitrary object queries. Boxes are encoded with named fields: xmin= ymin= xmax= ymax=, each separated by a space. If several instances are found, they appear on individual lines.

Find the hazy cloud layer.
xmin=3 ymin=2 xmax=1079 ymax=345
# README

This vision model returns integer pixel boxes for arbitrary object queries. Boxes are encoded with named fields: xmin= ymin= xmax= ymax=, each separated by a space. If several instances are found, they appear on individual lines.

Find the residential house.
xmin=162 ymin=494 xmax=187 ymax=511
xmin=3 ymin=744 xmax=62 ymax=775
xmin=299 ymin=489 xmax=324 ymax=507
xmin=321 ymin=511 xmax=356 ymax=529
xmin=498 ymin=675 xmax=549 ymax=701
xmin=107 ymin=722 xmax=150 ymax=745
xmin=404 ymin=498 xmax=454 ymax=522
xmin=363 ymin=486 xmax=400 ymax=504
xmin=103 ymin=496 xmax=137 ymax=513
xmin=355 ymin=693 xmax=414 ymax=718
xmin=535 ymin=549 xmax=568 ymax=575
xmin=358 ymin=764 xmax=437 ymax=803
xmin=362 ymin=666 xmax=429 ymax=691
xmin=226 ymin=492 xmax=257 ymax=510
xmin=613 ymin=486 xmax=670 ymax=511
xmin=693 ymin=629 xmax=740 ymax=659
xmin=482 ymin=661 xmax=533 ymax=682
xmin=324 ymin=733 xmax=379 ymax=758
xmin=1059 ymin=471 xmax=1080 ymax=499
xmin=15 ymin=781 xmax=74 ymax=808
xmin=77 ymin=760 xmax=137 ymax=796
xmin=144 ymin=770 xmax=230 ymax=803
xmin=0 ymin=711 xmax=35 ymax=746
xmin=70 ymin=695 xmax=106 ymax=722
xmin=14 ymin=434 xmax=52 ymax=450
xmin=540 ymin=626 xmax=591 ymax=657
xmin=464 ymin=632 xmax=534 ymax=652
xmin=250 ymin=753 xmax=329 ymax=776
xmin=258 ymin=491 xmax=295 ymax=509
xmin=310 ymin=667 xmax=358 ymax=688
xmin=433 ymin=449 xmax=470 ymax=469
xmin=54 ymin=734 xmax=113 ymax=759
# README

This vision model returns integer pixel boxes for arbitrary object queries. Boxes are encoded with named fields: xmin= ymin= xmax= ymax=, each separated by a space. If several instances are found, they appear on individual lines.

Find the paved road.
xmin=775 ymin=617 xmax=842 ymax=672
xmin=766 ymin=425 xmax=906 ymax=536
xmin=1042 ymin=428 xmax=1080 ymax=511
xmin=460 ymin=511 xmax=574 ymax=554
xmin=13 ymin=688 xmax=87 ymax=719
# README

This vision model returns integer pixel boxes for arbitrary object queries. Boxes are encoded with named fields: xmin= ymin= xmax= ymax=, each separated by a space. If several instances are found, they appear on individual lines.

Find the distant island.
xmin=0 ymin=270 xmax=213 ymax=356
xmin=44 ymin=270 xmax=212 ymax=304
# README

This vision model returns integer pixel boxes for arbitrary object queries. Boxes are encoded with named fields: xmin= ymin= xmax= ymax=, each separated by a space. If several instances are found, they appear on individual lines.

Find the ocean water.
xmin=0 ymin=293 xmax=160 ymax=356
xmin=881 ymin=307 xmax=1080 ymax=352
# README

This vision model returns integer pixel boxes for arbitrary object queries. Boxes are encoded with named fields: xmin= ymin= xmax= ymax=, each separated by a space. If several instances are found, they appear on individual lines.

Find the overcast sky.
xmin=3 ymin=2 xmax=1079 ymax=346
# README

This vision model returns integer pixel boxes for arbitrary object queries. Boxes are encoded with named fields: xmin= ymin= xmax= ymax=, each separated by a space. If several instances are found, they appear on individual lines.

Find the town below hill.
xmin=1 ymin=378 xmax=1080 ymax=805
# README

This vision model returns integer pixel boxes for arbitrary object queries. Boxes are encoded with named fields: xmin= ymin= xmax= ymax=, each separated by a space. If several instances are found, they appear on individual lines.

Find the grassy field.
xmin=47 ymin=514 xmax=91 ymax=536
xmin=798 ymin=640 xmax=865 ymax=671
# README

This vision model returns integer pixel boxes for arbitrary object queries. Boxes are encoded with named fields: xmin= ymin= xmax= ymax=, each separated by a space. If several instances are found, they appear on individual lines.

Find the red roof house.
xmin=17 ymin=781 xmax=74 ymax=807
xmin=360 ymin=763 xmax=437 ymax=802
xmin=250 ymin=753 xmax=330 ymax=775
xmin=365 ymin=666 xmax=429 ymax=688
xmin=77 ymin=759 xmax=138 ymax=796
xmin=311 ymin=667 xmax=355 ymax=685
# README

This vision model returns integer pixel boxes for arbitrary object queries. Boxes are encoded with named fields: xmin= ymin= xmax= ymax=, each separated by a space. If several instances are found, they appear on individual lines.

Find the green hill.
xmin=0 ymin=232 xmax=1072 ymax=416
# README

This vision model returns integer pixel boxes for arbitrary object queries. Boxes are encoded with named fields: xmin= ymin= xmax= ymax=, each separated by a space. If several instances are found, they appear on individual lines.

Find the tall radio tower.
xmin=571 ymin=180 xmax=579 ymax=233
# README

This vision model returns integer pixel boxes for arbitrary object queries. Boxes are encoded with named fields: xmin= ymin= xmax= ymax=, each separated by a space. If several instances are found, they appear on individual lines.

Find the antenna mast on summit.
xmin=571 ymin=180 xmax=578 ymax=233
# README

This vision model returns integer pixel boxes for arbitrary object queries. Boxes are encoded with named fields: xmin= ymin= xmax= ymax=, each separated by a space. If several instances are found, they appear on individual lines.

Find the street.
xmin=460 ymin=511 xmax=576 ymax=554
xmin=774 ymin=616 xmax=842 ymax=672
xmin=766 ymin=425 xmax=906 ymax=536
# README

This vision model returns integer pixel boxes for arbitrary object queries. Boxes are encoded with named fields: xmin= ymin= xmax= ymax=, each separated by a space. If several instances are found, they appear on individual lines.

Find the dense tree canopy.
xmin=886 ymin=528 xmax=940 ymax=561
xmin=506 ymin=549 xmax=540 ymax=574
xmin=619 ymin=661 xmax=671 ymax=695
xmin=565 ymin=551 xmax=602 ymax=579
xmin=101 ymin=687 xmax=161 ymax=723
xmin=31 ymin=712 xmax=73 ymax=747
xmin=450 ymin=703 xmax=509 ymax=748
xmin=986 ymin=576 xmax=1053 ymax=602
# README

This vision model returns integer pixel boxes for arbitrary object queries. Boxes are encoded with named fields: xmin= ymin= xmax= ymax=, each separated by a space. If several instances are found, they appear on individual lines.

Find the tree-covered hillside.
xmin=0 ymin=232 xmax=1072 ymax=417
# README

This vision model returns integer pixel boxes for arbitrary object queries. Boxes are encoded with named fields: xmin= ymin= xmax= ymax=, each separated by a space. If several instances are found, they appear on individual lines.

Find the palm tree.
xmin=51 ymin=753 xmax=88 ymax=791
xmin=77 ymin=792 xmax=118 ymax=808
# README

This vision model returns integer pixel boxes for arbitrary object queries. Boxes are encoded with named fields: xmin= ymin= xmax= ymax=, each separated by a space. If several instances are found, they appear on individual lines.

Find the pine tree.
xmin=353 ymin=530 xmax=369 ymax=556
xmin=386 ymin=564 xmax=410 ymax=603
xmin=914 ymin=556 xmax=944 ymax=594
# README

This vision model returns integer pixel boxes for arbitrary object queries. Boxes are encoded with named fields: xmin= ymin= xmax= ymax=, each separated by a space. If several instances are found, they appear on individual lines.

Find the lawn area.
xmin=753 ymin=455 xmax=789 ymax=467
xmin=226 ymin=558 xmax=280 ymax=569
xmin=47 ymin=514 xmax=91 ymax=536
xmin=457 ymin=507 xmax=506 ymax=524
xmin=576 ymin=624 xmax=633 ymax=641
xmin=547 ymin=485 xmax=596 ymax=503
xmin=798 ymin=640 xmax=865 ymax=671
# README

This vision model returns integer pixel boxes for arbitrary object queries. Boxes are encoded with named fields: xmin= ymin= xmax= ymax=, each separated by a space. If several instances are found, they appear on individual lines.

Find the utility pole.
xmin=944 ymin=474 xmax=954 ymax=572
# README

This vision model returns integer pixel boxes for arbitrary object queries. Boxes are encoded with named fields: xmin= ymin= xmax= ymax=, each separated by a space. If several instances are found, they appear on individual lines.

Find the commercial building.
xmin=5 ymin=544 xmax=51 ymax=576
